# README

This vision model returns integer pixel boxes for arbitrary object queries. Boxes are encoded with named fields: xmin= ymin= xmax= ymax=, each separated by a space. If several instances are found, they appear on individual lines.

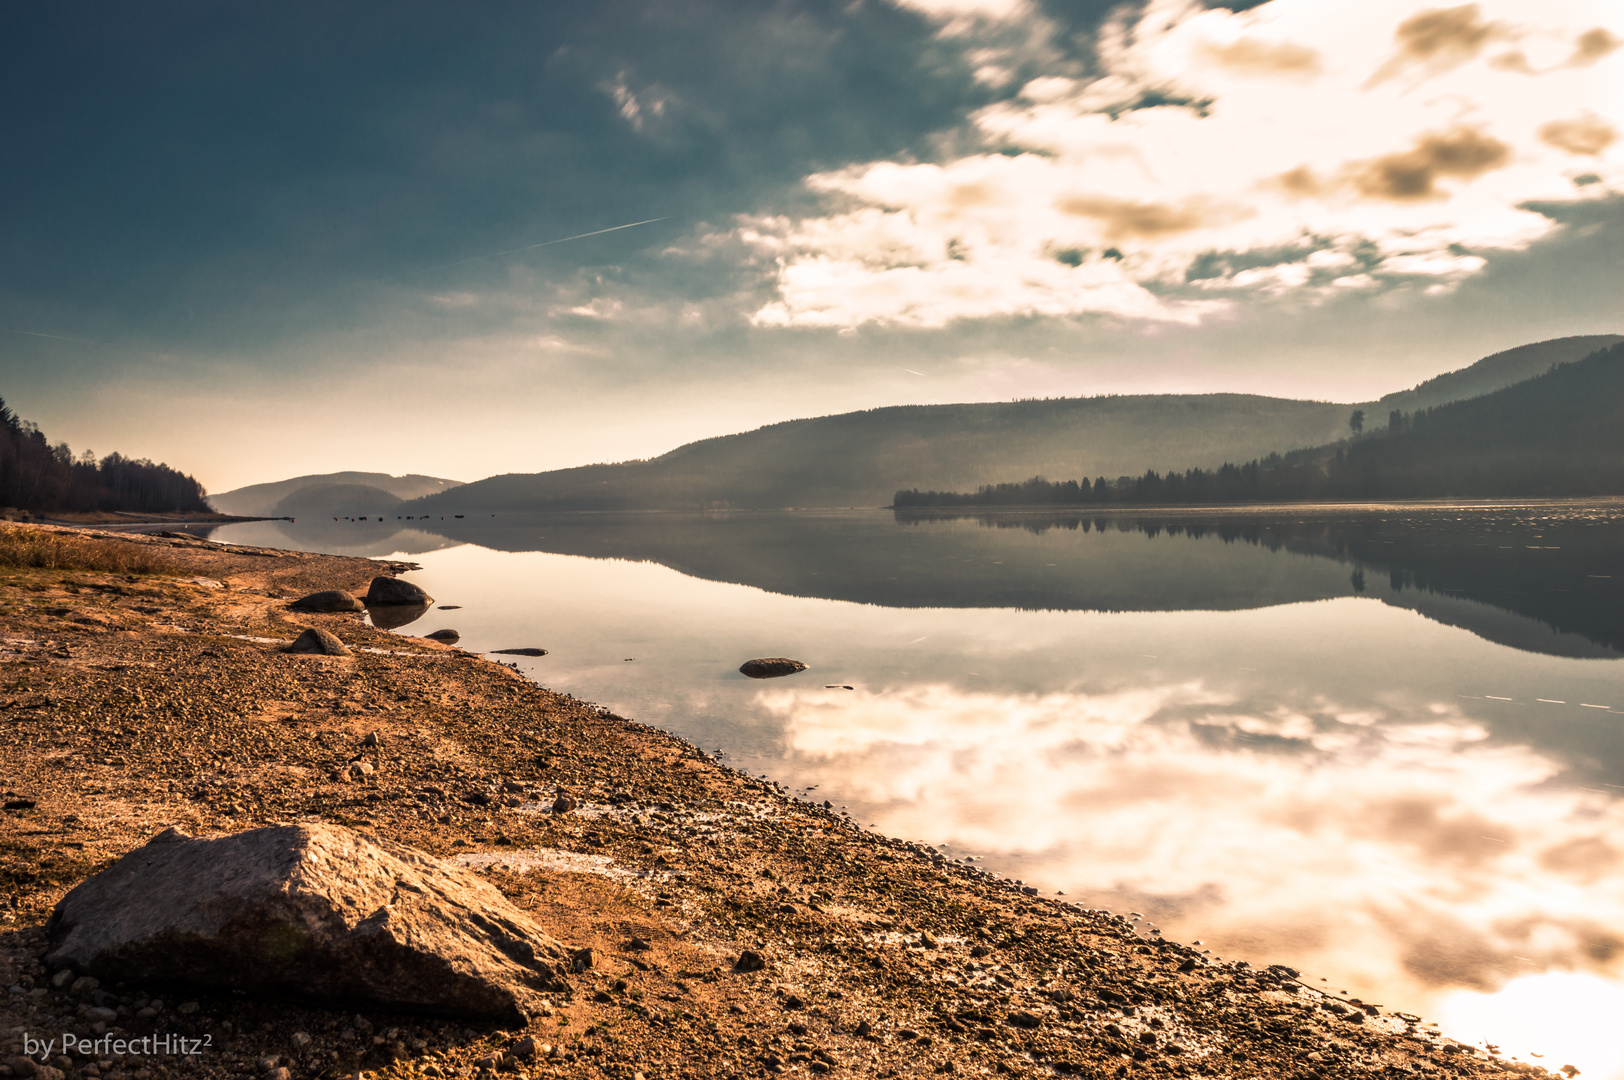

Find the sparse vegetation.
xmin=0 ymin=524 xmax=179 ymax=574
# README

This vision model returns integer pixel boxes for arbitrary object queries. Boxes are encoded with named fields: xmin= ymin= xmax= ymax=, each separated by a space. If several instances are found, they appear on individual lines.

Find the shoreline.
xmin=0 ymin=524 xmax=1534 ymax=1080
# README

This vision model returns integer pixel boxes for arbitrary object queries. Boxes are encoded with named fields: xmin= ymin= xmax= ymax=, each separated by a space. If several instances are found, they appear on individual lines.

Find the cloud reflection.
xmin=759 ymin=680 xmax=1624 ymax=1066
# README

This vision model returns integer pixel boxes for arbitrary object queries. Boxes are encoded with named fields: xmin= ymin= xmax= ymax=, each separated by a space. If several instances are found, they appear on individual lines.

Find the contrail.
xmin=903 ymin=368 xmax=926 ymax=376
xmin=3 ymin=328 xmax=96 ymax=344
xmin=420 ymin=217 xmax=671 ymax=273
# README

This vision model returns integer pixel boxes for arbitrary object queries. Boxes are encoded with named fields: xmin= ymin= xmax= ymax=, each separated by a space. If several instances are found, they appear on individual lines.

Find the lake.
xmin=210 ymin=501 xmax=1624 ymax=1077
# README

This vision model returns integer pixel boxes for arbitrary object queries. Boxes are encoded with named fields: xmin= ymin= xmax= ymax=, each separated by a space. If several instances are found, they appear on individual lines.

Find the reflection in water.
xmin=210 ymin=505 xmax=1624 ymax=1076
xmin=365 ymin=602 xmax=432 ymax=630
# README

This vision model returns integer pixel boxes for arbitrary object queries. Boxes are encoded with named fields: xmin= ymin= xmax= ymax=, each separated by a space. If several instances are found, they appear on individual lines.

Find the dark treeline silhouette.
xmin=896 ymin=342 xmax=1624 ymax=508
xmin=0 ymin=397 xmax=209 ymax=514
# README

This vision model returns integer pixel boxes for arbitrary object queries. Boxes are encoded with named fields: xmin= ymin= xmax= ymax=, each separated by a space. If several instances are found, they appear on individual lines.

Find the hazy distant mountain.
xmin=209 ymin=472 xmax=462 ymax=516
xmin=404 ymin=335 xmax=1617 ymax=513
xmin=1376 ymin=334 xmax=1621 ymax=417
xmin=272 ymin=483 xmax=404 ymax=518
xmin=411 ymin=395 xmax=1354 ymax=512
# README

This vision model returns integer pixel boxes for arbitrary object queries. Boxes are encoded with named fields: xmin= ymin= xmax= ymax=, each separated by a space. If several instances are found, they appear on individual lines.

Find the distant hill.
xmin=209 ymin=472 xmax=462 ymax=516
xmin=404 ymin=334 xmax=1618 ymax=513
xmin=1376 ymin=334 xmax=1622 ymax=417
xmin=272 ymin=483 xmax=404 ymax=518
xmin=899 ymin=340 xmax=1624 ymax=506
xmin=411 ymin=395 xmax=1354 ymax=512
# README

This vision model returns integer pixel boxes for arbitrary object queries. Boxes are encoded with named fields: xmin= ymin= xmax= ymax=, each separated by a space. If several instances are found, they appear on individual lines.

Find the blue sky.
xmin=2 ymin=0 xmax=1619 ymax=491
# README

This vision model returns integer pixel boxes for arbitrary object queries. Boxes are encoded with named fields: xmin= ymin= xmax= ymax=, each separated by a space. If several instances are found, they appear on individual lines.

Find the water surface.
xmin=212 ymin=502 xmax=1624 ymax=1076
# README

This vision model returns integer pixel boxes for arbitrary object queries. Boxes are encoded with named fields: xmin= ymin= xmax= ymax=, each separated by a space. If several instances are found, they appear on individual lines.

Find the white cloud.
xmin=743 ymin=0 xmax=1624 ymax=329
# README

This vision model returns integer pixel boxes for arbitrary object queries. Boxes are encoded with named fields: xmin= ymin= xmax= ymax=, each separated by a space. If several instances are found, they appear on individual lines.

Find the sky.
xmin=1 ymin=0 xmax=1620 ymax=493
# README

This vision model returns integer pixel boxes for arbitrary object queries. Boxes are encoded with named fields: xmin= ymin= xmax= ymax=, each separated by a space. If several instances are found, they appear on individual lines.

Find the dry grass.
xmin=0 ymin=524 xmax=179 ymax=574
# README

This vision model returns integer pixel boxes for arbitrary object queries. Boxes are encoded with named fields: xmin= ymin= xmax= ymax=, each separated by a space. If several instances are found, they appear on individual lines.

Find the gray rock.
xmin=425 ymin=629 xmax=460 ymax=643
xmin=284 ymin=628 xmax=352 ymax=657
xmin=289 ymin=590 xmax=365 ymax=613
xmin=365 ymin=576 xmax=434 ymax=606
xmin=738 ymin=658 xmax=808 ymax=679
xmin=44 ymin=823 xmax=570 ymax=1023
xmin=490 ymin=648 xmax=547 ymax=657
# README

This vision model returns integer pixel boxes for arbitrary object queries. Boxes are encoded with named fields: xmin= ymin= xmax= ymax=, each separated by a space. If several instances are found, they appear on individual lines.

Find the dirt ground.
xmin=0 ymin=525 xmax=1544 ymax=1080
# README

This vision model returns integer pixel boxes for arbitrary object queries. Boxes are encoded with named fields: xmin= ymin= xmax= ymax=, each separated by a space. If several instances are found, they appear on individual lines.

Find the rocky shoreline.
xmin=0 ymin=525 xmax=1539 ymax=1080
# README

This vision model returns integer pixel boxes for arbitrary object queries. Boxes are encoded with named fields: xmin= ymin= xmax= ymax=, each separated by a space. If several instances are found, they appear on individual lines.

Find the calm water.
xmin=212 ymin=502 xmax=1624 ymax=1076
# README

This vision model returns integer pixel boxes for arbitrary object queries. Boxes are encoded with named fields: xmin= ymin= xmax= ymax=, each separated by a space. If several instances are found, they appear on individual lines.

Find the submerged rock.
xmin=425 ymin=629 xmax=460 ymax=643
xmin=285 ymin=628 xmax=352 ymax=656
xmin=288 ymin=590 xmax=364 ymax=613
xmin=44 ymin=824 xmax=569 ymax=1023
xmin=739 ymin=657 xmax=808 ymax=679
xmin=366 ymin=576 xmax=434 ymax=606
xmin=491 ymin=647 xmax=548 ymax=657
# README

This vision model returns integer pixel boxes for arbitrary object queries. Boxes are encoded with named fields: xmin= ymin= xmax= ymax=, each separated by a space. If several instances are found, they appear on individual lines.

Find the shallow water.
xmin=213 ymin=502 xmax=1624 ymax=1076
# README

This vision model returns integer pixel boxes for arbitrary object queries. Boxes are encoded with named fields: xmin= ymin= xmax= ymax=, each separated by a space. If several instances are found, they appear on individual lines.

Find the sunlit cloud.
xmin=742 ymin=0 xmax=1624 ymax=329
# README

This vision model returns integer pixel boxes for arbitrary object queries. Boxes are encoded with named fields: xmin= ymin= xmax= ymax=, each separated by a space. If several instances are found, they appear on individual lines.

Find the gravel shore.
xmin=0 ymin=525 xmax=1541 ymax=1080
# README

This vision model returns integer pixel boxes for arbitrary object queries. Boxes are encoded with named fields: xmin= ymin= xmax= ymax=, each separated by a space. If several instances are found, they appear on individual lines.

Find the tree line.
xmin=0 ymin=397 xmax=210 ymax=514
xmin=896 ymin=341 xmax=1624 ymax=508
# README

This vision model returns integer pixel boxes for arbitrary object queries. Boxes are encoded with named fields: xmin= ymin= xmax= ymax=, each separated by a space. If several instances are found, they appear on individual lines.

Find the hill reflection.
xmin=231 ymin=501 xmax=1624 ymax=660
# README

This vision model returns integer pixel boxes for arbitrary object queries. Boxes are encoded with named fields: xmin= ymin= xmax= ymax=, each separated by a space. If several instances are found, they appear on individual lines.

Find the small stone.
xmin=70 ymin=976 xmax=100 ymax=996
xmin=85 ymin=1006 xmax=118 ymax=1023
xmin=552 ymin=794 xmax=578 ymax=814
xmin=734 ymin=950 xmax=767 ymax=973
xmin=425 ymin=629 xmax=460 ymax=643
xmin=490 ymin=648 xmax=547 ymax=657
xmin=918 ymin=931 xmax=937 ymax=949
xmin=1007 ymin=1011 xmax=1042 ymax=1030
xmin=290 ymin=1033 xmax=311 ymax=1048
xmin=361 ymin=732 xmax=379 ymax=747
xmin=285 ymin=628 xmax=352 ymax=657
xmin=135 ymin=1006 xmax=157 ymax=1019
xmin=177 ymin=1001 xmax=199 ymax=1015
xmin=508 ymin=1038 xmax=537 ymax=1062
xmin=50 ymin=969 xmax=74 ymax=989
xmin=571 ymin=947 xmax=595 ymax=973
xmin=289 ymin=590 xmax=364 ymax=613
xmin=267 ymin=1070 xmax=290 ymax=1080
xmin=739 ymin=658 xmax=808 ymax=679
xmin=258 ymin=1058 xmax=280 ymax=1072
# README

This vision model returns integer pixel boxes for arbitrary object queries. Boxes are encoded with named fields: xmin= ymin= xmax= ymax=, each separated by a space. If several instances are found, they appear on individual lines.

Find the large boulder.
xmin=289 ymin=590 xmax=365 ymax=613
xmin=44 ymin=824 xmax=569 ymax=1023
xmin=285 ymin=628 xmax=352 ymax=656
xmin=366 ymin=576 xmax=434 ymax=606
xmin=739 ymin=657 xmax=808 ymax=679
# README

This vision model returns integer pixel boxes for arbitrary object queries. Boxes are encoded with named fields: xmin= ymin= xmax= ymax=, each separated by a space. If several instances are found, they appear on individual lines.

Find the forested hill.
xmin=897 ymin=340 xmax=1624 ymax=507
xmin=412 ymin=395 xmax=1353 ymax=513
xmin=0 ymin=398 xmax=209 ymax=514
xmin=404 ymin=334 xmax=1614 ymax=514
xmin=1376 ymin=333 xmax=1621 ymax=415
